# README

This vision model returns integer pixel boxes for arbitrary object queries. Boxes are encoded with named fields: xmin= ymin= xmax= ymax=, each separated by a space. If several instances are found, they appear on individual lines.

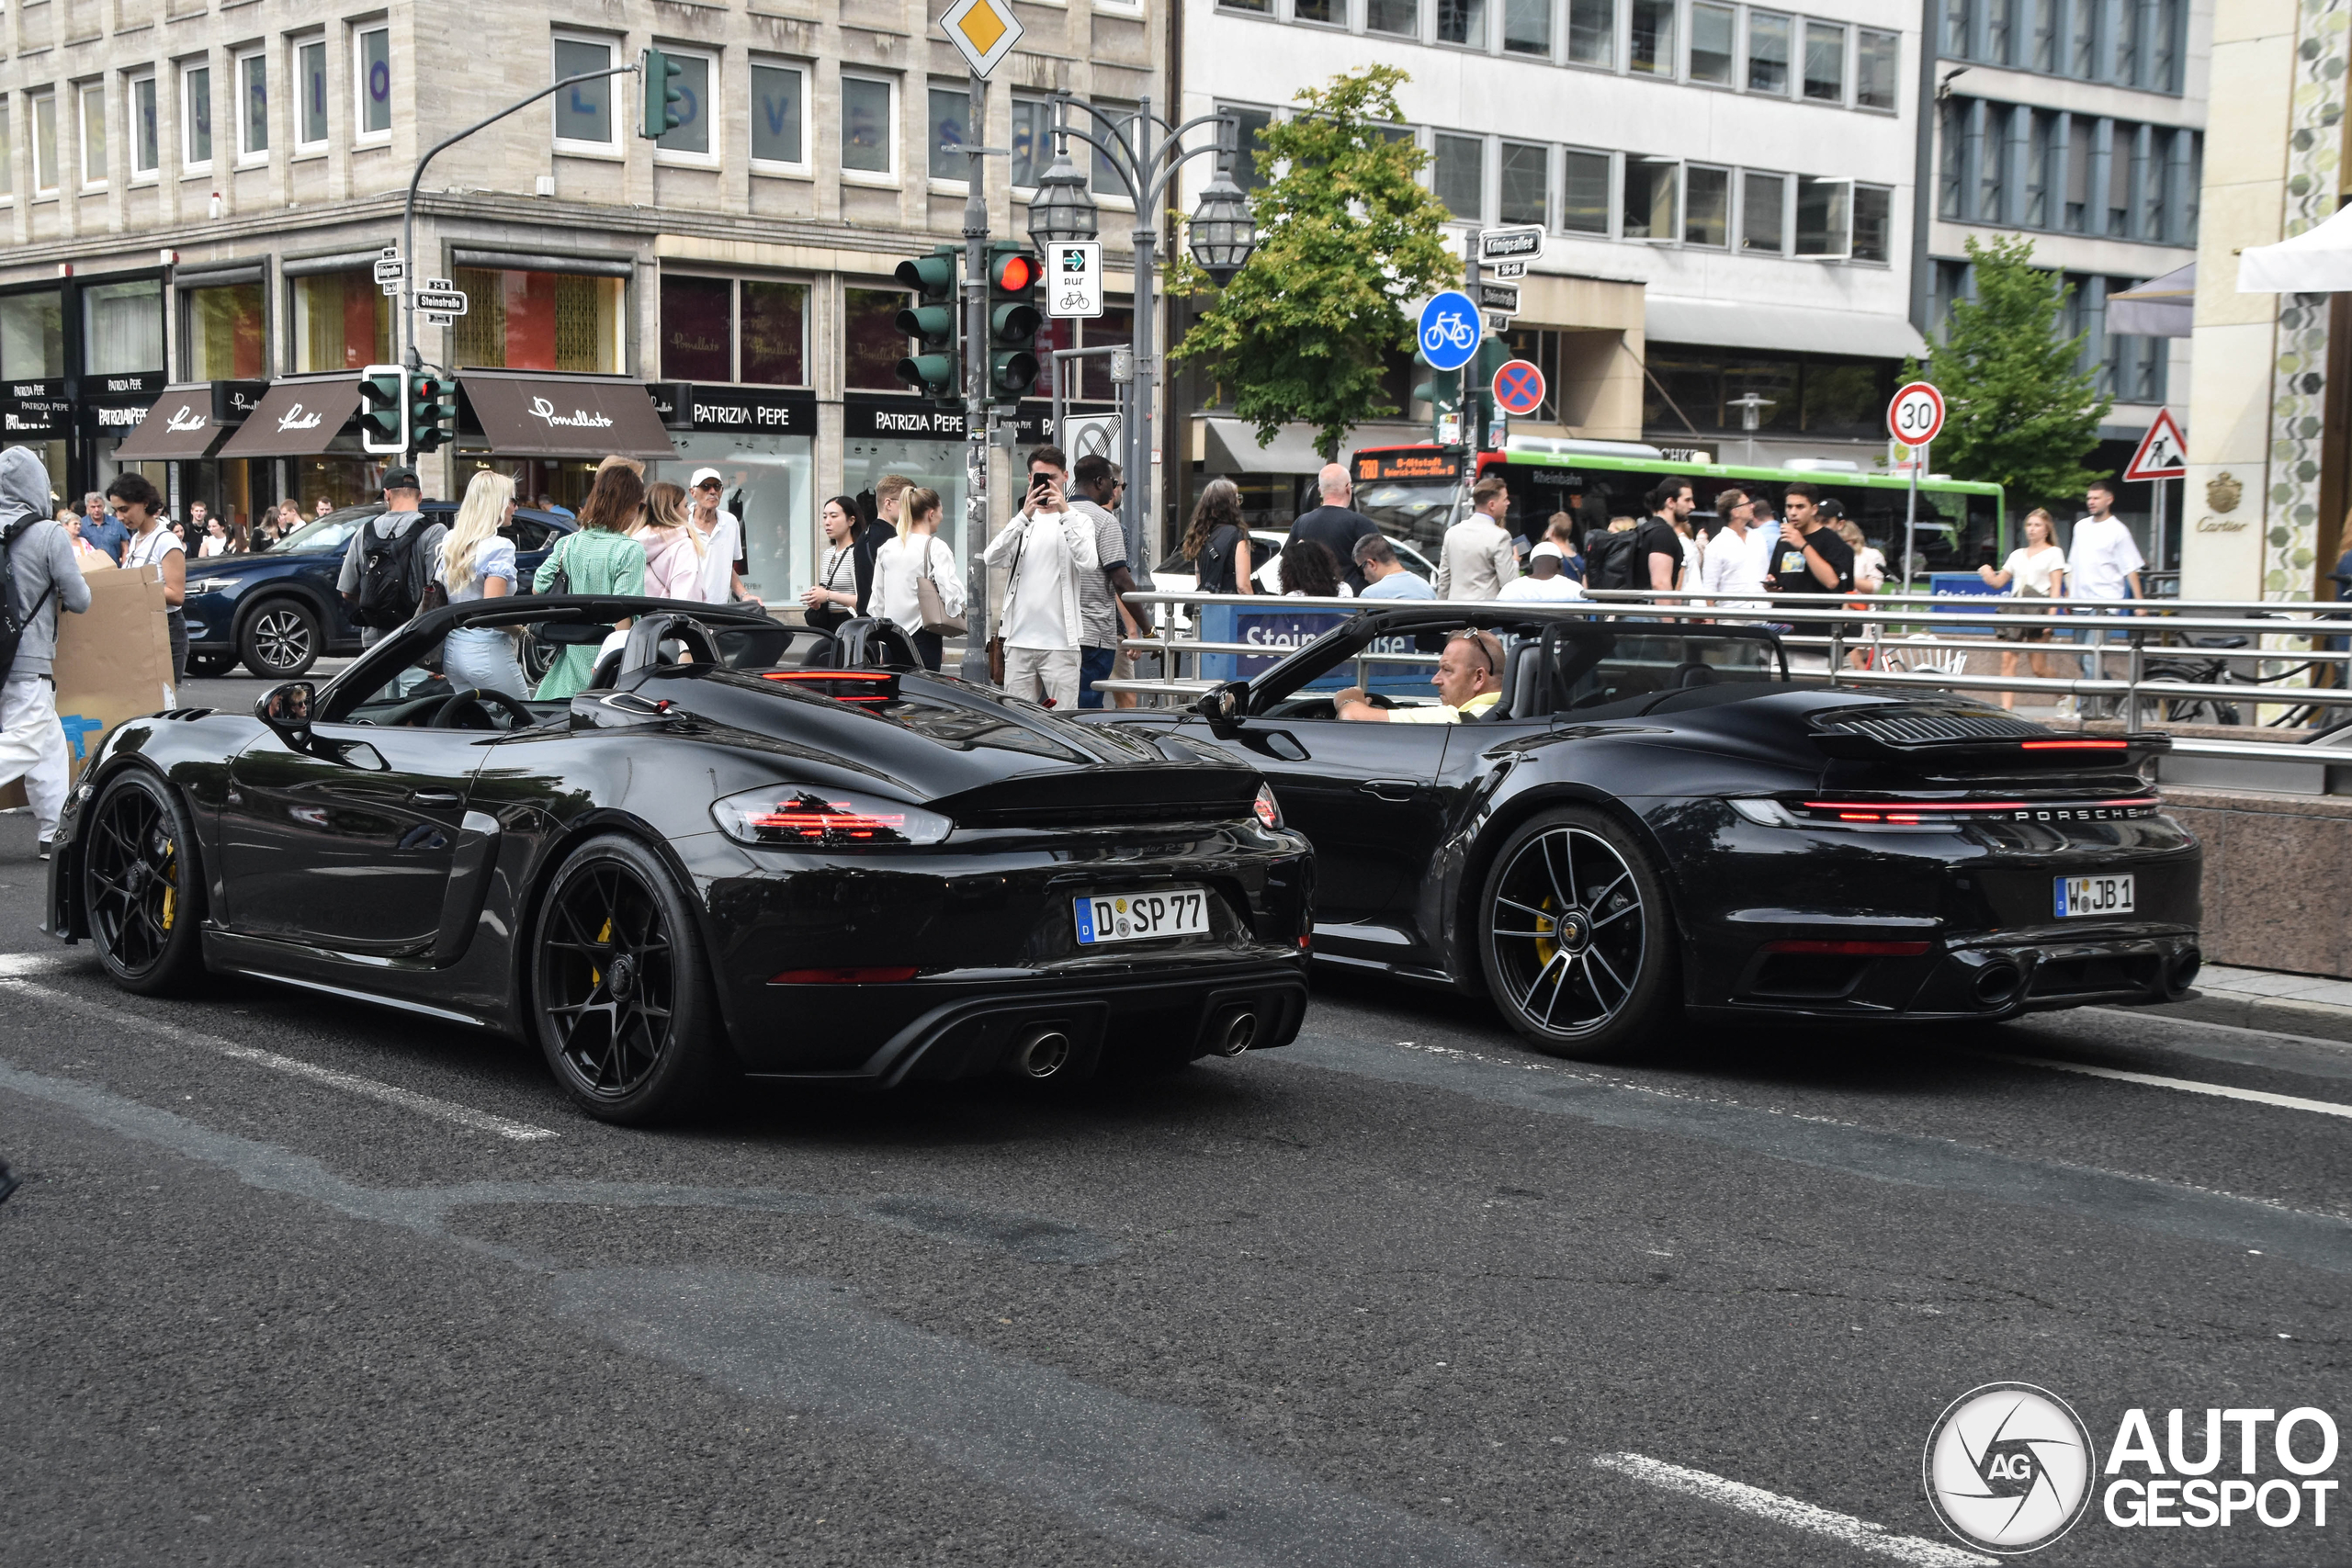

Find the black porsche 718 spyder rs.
xmin=43 ymin=598 xmax=1312 ymax=1123
xmin=1089 ymin=603 xmax=2202 ymax=1057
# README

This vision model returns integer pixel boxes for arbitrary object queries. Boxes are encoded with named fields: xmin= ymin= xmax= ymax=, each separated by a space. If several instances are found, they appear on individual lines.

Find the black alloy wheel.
xmin=84 ymin=772 xmax=207 ymax=996
xmin=531 ymin=834 xmax=726 ymax=1124
xmin=1476 ymin=805 xmax=1676 ymax=1058
xmin=239 ymin=599 xmax=322 ymax=679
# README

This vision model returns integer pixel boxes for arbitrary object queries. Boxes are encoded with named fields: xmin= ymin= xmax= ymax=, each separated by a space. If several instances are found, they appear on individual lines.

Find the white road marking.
xmin=0 ymin=951 xmax=75 ymax=976
xmin=1591 ymin=1452 xmax=1995 ymax=1567
xmin=1980 ymin=1052 xmax=2352 ymax=1122
xmin=0 ymin=978 xmax=559 ymax=1142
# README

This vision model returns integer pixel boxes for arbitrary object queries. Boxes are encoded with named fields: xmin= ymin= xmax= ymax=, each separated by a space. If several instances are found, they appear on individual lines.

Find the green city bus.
xmin=1348 ymin=438 xmax=2009 ymax=583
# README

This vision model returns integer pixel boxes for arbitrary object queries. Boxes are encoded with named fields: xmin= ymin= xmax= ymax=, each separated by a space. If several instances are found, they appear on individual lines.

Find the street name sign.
xmin=1487 ymin=259 xmax=1528 ymax=279
xmin=372 ymin=257 xmax=403 ymax=285
xmin=1046 ymin=241 xmax=1103 ymax=319
xmin=1418 ymin=290 xmax=1482 ymax=372
xmin=1478 ymin=225 xmax=1544 ymax=262
xmin=1888 ymin=380 xmax=1945 ymax=447
xmin=1492 ymin=359 xmax=1546 ymax=416
xmin=1476 ymin=280 xmax=1521 ymax=313
xmin=2122 ymin=407 xmax=2188 ymax=481
xmin=415 ymin=288 xmax=469 ymax=316
xmin=941 ymin=0 xmax=1024 ymax=76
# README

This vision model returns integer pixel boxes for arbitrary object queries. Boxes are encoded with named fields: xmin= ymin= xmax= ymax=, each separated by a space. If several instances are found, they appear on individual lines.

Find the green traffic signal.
xmin=358 ymin=364 xmax=407 ymax=456
xmin=892 ymin=244 xmax=961 ymax=405
xmin=640 ymin=48 xmax=688 ymax=140
xmin=985 ymin=242 xmax=1041 ymax=406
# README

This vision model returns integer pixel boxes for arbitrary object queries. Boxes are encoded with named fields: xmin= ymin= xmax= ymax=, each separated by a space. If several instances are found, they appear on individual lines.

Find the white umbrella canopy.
xmin=2239 ymin=203 xmax=2352 ymax=292
xmin=2108 ymin=262 xmax=2194 ymax=335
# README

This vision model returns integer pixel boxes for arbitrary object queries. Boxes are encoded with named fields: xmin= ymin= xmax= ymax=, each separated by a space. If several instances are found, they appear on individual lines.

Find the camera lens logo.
xmin=1924 ymin=1383 xmax=2097 ymax=1554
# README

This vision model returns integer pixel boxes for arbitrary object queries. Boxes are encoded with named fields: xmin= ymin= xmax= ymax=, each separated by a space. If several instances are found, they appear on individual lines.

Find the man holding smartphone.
xmin=983 ymin=446 xmax=1099 ymax=708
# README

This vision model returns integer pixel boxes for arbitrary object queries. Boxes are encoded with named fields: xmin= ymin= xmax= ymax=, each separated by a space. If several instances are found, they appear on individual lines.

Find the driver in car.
xmin=1334 ymin=629 xmax=1503 ymax=724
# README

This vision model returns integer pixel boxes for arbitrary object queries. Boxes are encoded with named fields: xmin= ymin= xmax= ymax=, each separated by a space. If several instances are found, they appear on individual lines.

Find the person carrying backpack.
xmin=336 ymin=466 xmax=447 ymax=647
xmin=1582 ymin=517 xmax=1641 ymax=591
xmin=0 ymin=446 xmax=92 ymax=857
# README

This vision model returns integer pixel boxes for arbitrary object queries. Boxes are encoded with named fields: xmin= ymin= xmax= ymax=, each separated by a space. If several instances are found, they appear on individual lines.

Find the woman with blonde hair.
xmin=865 ymin=486 xmax=963 ymax=671
xmin=1979 ymin=508 xmax=2068 ymax=709
xmin=435 ymin=469 xmax=531 ymax=699
xmin=633 ymin=479 xmax=711 ymax=602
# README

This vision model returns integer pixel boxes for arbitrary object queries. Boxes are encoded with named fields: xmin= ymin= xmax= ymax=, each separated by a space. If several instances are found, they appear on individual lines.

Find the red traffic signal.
xmin=990 ymin=252 xmax=1035 ymax=291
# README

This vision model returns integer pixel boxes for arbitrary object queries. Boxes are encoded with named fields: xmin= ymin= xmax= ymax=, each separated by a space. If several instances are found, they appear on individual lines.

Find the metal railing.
xmin=1098 ymin=587 xmax=2352 ymax=788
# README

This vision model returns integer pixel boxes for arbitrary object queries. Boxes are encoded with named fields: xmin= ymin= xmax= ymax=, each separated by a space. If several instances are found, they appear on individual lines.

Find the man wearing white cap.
xmin=688 ymin=468 xmax=759 ymax=605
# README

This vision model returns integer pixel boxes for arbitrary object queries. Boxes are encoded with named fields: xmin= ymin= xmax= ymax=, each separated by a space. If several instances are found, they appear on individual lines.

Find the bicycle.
xmin=1421 ymin=311 xmax=1476 ymax=356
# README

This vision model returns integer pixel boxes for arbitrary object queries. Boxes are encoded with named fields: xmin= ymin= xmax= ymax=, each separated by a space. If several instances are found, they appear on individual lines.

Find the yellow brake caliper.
xmin=592 ymin=918 xmax=612 ymax=986
xmin=1533 ymin=896 xmax=1556 ymax=966
xmin=158 ymin=840 xmax=177 ymax=931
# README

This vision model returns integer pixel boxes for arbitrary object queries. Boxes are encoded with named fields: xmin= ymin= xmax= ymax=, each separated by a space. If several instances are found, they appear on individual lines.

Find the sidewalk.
xmin=2144 ymin=964 xmax=2352 ymax=1043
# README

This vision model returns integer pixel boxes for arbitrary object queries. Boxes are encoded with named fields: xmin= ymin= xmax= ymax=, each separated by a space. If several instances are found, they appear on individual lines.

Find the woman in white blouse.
xmin=1978 ymin=508 xmax=2068 ymax=709
xmin=197 ymin=518 xmax=231 ymax=558
xmin=864 ymin=487 xmax=964 ymax=671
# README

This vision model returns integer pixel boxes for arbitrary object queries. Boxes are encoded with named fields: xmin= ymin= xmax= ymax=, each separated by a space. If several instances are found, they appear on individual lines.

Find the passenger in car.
xmin=1333 ymin=629 xmax=1504 ymax=724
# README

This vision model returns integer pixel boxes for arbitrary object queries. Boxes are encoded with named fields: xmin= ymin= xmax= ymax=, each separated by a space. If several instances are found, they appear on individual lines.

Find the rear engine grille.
xmin=1816 ymin=706 xmax=2049 ymax=747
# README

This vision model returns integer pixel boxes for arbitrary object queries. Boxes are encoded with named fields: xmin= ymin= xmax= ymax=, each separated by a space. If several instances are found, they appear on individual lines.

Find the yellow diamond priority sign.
xmin=941 ymin=0 xmax=1023 ymax=76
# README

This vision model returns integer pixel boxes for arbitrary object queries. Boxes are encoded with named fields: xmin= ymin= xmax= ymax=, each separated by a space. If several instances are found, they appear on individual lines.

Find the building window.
xmin=653 ymin=49 xmax=716 ymax=160
xmin=130 ymin=73 xmax=160 ymax=178
xmin=0 ymin=99 xmax=11 ymax=200
xmin=290 ymin=270 xmax=392 ymax=372
xmin=1437 ymin=0 xmax=1486 ymax=47
xmin=741 ymin=280 xmax=808 ymax=385
xmin=1974 ymin=102 xmax=2004 ymax=222
xmin=1296 ymin=0 xmax=1340 ymax=25
xmin=450 ymin=268 xmax=626 ymax=373
xmin=1802 ymin=20 xmax=1845 ymax=102
xmin=80 ymin=84 xmax=107 ymax=188
xmin=1747 ymin=11 xmax=1790 ymax=94
xmin=1690 ymin=2 xmax=1736 ymax=84
xmin=1794 ymin=175 xmax=1849 ymax=256
xmin=1433 ymin=132 xmax=1483 ymax=220
xmin=1623 ymin=157 xmax=1679 ymax=240
xmin=182 ymin=64 xmax=212 ymax=171
xmin=84 ymin=279 xmax=164 ymax=375
xmin=187 ymin=279 xmax=266 ymax=379
xmin=1561 ymin=147 xmax=1610 ymax=232
xmin=2068 ymin=0 xmax=2096 ymax=77
xmin=1225 ymin=106 xmax=1274 ymax=193
xmin=1628 ymin=0 xmax=1675 ymax=73
xmin=236 ymin=49 xmax=268 ymax=161
xmin=750 ymin=62 xmax=806 ymax=168
xmin=1943 ymin=0 xmax=1970 ymax=57
xmin=1503 ymin=0 xmax=1550 ymax=56
xmin=356 ymin=28 xmax=391 ymax=141
xmin=1091 ymin=100 xmax=1138 ymax=197
xmin=842 ymin=75 xmax=894 ymax=177
xmin=1009 ymin=95 xmax=1052 ymax=187
xmin=928 ymin=84 xmax=970 ymax=185
xmin=1856 ymin=29 xmax=1898 ymax=110
xmin=1566 ymin=0 xmax=1612 ymax=63
xmin=2154 ymin=0 xmax=2183 ymax=90
xmin=1498 ymin=141 xmax=1548 ymax=225
xmin=30 ymin=93 xmax=57 ymax=195
xmin=1685 ymin=165 xmax=1729 ymax=247
xmin=1849 ymin=184 xmax=1891 ymax=264
xmin=296 ymin=39 xmax=328 ymax=152
xmin=1368 ymin=0 xmax=1420 ymax=38
xmin=2026 ymin=109 xmax=2052 ymax=227
xmin=660 ymin=276 xmax=732 ymax=380
xmin=0 ymin=292 xmax=64 ymax=378
xmin=843 ymin=287 xmax=910 ymax=390
xmin=1218 ymin=0 xmax=1272 ymax=12
xmin=552 ymin=36 xmax=616 ymax=151
xmin=1741 ymin=171 xmax=1784 ymax=253
xmin=2112 ymin=0 xmax=2141 ymax=85
xmin=1984 ymin=0 xmax=2011 ymax=62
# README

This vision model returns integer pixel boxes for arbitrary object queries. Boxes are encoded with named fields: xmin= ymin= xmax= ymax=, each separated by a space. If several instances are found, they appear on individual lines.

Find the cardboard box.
xmin=0 ymin=567 xmax=176 ymax=809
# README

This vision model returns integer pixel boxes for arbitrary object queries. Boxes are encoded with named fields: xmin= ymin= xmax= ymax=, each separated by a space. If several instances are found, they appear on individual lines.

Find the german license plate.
xmin=2054 ymin=874 xmax=2134 ymax=918
xmin=1074 ymin=889 xmax=1211 ymax=945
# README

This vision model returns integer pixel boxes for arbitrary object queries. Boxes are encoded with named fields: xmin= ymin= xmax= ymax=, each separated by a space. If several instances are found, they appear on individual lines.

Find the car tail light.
xmin=711 ymin=784 xmax=951 ymax=847
xmin=1253 ymin=784 xmax=1283 ymax=830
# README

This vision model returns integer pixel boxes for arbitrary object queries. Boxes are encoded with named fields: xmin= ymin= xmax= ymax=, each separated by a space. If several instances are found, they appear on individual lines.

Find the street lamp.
xmin=1025 ymin=150 xmax=1099 ymax=249
xmin=1187 ymin=172 xmax=1255 ymax=287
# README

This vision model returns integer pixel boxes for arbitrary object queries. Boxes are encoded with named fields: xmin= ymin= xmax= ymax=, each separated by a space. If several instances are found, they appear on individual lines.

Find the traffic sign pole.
xmin=2122 ymin=407 xmax=2188 ymax=572
xmin=1887 ymin=382 xmax=1945 ymax=591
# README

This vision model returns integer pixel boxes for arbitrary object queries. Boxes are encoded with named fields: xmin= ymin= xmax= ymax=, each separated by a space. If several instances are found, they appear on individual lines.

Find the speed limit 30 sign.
xmin=1889 ymin=381 xmax=1945 ymax=447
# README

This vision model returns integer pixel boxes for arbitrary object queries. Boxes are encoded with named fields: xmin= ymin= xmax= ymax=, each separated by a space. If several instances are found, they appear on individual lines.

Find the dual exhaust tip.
xmin=1966 ymin=946 xmax=2201 ymax=1010
xmin=1009 ymin=1007 xmax=1260 ymax=1079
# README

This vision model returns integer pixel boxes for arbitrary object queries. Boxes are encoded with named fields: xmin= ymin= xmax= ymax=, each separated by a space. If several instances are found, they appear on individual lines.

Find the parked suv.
xmin=182 ymin=503 xmax=577 ymax=678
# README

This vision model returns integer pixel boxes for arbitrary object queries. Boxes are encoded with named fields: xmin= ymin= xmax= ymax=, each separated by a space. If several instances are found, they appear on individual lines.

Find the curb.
xmin=2121 ymin=991 xmax=2352 ymax=1046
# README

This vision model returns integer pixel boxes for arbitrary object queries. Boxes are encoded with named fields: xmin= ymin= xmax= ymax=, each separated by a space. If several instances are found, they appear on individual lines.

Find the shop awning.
xmin=1202 ymin=419 xmax=1331 ymax=475
xmin=2239 ymin=205 xmax=2352 ymax=292
xmin=2107 ymin=263 xmax=2195 ymax=336
xmin=1644 ymin=296 xmax=1928 ymax=359
xmin=113 ymin=386 xmax=231 ymax=460
xmin=215 ymin=377 xmax=365 ymax=459
xmin=460 ymin=371 xmax=677 ymax=459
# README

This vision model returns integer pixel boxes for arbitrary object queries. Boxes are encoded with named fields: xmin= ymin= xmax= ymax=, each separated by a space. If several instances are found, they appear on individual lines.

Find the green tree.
xmin=1170 ymin=66 xmax=1459 ymax=459
xmin=1905 ymin=233 xmax=2111 ymax=517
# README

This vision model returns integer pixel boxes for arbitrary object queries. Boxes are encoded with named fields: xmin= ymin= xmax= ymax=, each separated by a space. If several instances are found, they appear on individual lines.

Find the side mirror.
xmin=1193 ymin=681 xmax=1247 ymax=738
xmin=255 ymin=681 xmax=316 ymax=746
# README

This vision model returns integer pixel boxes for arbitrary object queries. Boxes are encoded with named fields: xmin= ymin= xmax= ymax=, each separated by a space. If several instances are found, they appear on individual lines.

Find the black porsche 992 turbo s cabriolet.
xmin=1090 ymin=603 xmax=2202 ymax=1058
xmin=44 ymin=599 xmax=1312 ymax=1122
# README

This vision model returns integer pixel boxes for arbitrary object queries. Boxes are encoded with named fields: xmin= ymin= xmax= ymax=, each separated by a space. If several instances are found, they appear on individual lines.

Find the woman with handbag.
xmin=1978 ymin=508 xmax=2067 ymax=710
xmin=864 ymin=487 xmax=965 ymax=671
xmin=798 ymin=496 xmax=861 ymax=634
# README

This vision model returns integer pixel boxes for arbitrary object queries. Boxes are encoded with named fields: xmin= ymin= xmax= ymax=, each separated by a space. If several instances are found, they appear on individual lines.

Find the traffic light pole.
xmin=958 ymin=69 xmax=993 ymax=686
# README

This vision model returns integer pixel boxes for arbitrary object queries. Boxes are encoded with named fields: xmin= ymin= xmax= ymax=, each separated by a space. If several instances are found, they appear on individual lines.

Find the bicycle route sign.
xmin=1418 ymin=290 xmax=1483 ymax=372
xmin=1888 ymin=380 xmax=1945 ymax=447
xmin=1046 ymin=241 xmax=1103 ymax=320
xmin=1491 ymin=358 xmax=1546 ymax=417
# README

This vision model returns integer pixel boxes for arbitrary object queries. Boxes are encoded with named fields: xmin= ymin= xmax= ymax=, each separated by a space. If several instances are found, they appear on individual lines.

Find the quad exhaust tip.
xmin=1013 ymin=1027 xmax=1072 ymax=1079
xmin=1971 ymin=962 xmax=2024 ymax=1009
xmin=1212 ymin=1008 xmax=1259 ymax=1057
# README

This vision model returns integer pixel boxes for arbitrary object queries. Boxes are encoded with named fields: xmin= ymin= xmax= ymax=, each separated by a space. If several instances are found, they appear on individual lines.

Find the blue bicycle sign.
xmin=1418 ymin=290 xmax=1482 ymax=371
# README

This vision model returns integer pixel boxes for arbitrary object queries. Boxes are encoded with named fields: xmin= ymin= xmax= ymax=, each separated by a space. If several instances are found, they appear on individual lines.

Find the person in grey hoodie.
xmin=0 ymin=446 xmax=92 ymax=854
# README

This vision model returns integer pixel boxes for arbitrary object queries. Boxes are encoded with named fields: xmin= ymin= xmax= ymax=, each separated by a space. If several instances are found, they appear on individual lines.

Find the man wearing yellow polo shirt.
xmin=1333 ymin=629 xmax=1504 ymax=723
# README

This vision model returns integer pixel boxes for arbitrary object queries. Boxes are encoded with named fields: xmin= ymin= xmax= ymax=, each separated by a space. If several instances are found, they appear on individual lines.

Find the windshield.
xmin=266 ymin=507 xmax=377 ymax=555
xmin=1354 ymin=479 xmax=1457 ymax=549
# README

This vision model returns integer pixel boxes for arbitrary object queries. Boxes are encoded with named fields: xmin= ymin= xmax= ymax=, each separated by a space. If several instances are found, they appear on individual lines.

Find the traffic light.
xmin=639 ymin=48 xmax=686 ymax=140
xmin=892 ymin=244 xmax=961 ymax=406
xmin=358 ymin=364 xmax=408 ymax=456
xmin=1473 ymin=337 xmax=1510 ymax=452
xmin=1414 ymin=362 xmax=1462 ymax=446
xmin=984 ymin=242 xmax=1041 ymax=406
xmin=408 ymin=368 xmax=458 ymax=453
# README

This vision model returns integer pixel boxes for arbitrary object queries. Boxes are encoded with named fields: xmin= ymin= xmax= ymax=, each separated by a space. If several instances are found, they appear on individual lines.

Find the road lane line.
xmin=0 ymin=978 xmax=559 ymax=1142
xmin=1978 ymin=1052 xmax=2352 ymax=1121
xmin=0 ymin=951 xmax=75 ymax=977
xmin=1592 ymin=1452 xmax=1995 ymax=1567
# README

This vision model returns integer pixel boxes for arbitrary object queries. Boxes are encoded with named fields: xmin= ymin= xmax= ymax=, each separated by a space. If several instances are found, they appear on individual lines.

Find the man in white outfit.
xmin=0 ymin=446 xmax=92 ymax=857
xmin=688 ymin=468 xmax=759 ymax=604
xmin=2068 ymin=478 xmax=2144 ymax=717
xmin=983 ymin=445 xmax=1099 ymax=708
xmin=1694 ymin=488 xmax=1768 ymax=612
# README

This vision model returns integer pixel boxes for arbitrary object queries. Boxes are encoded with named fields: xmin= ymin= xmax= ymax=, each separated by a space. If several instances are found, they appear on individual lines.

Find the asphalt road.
xmin=4 ymin=666 xmax=2348 ymax=1566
